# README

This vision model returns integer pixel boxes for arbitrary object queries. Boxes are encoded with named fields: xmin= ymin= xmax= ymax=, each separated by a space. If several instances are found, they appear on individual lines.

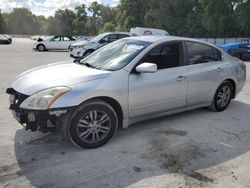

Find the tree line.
xmin=0 ymin=0 xmax=250 ymax=37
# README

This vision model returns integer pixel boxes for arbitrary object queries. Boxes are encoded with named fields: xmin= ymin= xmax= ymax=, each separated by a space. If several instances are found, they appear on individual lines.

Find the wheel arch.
xmin=75 ymin=96 xmax=124 ymax=129
xmin=209 ymin=77 xmax=237 ymax=107
xmin=36 ymin=43 xmax=46 ymax=50
xmin=224 ymin=78 xmax=236 ymax=99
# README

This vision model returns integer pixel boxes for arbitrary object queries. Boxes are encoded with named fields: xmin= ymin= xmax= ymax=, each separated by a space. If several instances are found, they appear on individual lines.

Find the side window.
xmin=102 ymin=34 xmax=117 ymax=43
xmin=51 ymin=36 xmax=61 ymax=42
xmin=186 ymin=42 xmax=222 ymax=65
xmin=118 ymin=34 xmax=130 ymax=39
xmin=63 ymin=37 xmax=70 ymax=41
xmin=239 ymin=44 xmax=250 ymax=49
xmin=142 ymin=43 xmax=181 ymax=70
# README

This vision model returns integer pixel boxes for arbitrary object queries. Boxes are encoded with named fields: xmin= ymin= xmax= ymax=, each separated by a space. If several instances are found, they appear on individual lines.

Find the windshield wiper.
xmin=74 ymin=59 xmax=102 ymax=70
xmin=82 ymin=62 xmax=102 ymax=70
xmin=83 ymin=62 xmax=97 ymax=68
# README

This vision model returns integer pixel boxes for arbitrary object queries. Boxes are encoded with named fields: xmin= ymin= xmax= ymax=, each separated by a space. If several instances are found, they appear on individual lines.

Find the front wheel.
xmin=210 ymin=81 xmax=233 ymax=112
xmin=37 ymin=44 xmax=46 ymax=51
xmin=68 ymin=100 xmax=118 ymax=148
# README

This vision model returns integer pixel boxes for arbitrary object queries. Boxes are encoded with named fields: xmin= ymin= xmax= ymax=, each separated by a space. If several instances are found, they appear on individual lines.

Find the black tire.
xmin=68 ymin=100 xmax=118 ymax=148
xmin=210 ymin=81 xmax=234 ymax=112
xmin=37 ymin=44 xmax=46 ymax=51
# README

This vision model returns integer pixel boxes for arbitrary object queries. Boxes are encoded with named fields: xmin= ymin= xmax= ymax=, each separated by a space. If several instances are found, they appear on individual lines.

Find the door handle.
xmin=216 ymin=67 xmax=224 ymax=72
xmin=176 ymin=76 xmax=186 ymax=81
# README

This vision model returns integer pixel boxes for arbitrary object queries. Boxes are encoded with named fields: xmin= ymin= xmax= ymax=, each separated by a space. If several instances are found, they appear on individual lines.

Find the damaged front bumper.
xmin=6 ymin=88 xmax=75 ymax=133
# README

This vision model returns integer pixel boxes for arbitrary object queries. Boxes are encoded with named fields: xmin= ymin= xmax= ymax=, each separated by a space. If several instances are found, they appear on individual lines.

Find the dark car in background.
xmin=3 ymin=35 xmax=12 ymax=43
xmin=0 ymin=35 xmax=11 ymax=44
xmin=220 ymin=41 xmax=250 ymax=61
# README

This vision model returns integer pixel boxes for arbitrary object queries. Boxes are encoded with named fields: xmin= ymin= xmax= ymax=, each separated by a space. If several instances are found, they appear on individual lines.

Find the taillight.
xmin=237 ymin=60 xmax=246 ymax=71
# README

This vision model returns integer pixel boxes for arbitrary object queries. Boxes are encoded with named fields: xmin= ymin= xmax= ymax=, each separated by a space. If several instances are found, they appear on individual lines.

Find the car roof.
xmin=221 ymin=41 xmax=249 ymax=47
xmin=129 ymin=35 xmax=206 ymax=44
xmin=54 ymin=35 xmax=73 ymax=37
xmin=103 ymin=32 xmax=130 ymax=35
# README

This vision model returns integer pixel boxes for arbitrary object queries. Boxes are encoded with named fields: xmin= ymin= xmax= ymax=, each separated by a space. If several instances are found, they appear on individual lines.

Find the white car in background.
xmin=69 ymin=32 xmax=130 ymax=59
xmin=33 ymin=35 xmax=76 ymax=51
xmin=30 ymin=35 xmax=40 ymax=40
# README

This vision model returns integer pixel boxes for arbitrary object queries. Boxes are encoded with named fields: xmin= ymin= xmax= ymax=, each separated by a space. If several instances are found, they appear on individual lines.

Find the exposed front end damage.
xmin=6 ymin=88 xmax=74 ymax=133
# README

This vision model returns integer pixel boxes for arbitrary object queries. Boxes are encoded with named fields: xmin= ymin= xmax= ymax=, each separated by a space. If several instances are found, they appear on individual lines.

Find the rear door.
xmin=185 ymin=41 xmax=224 ymax=106
xmin=61 ymin=36 xmax=74 ymax=50
xmin=128 ymin=41 xmax=188 ymax=118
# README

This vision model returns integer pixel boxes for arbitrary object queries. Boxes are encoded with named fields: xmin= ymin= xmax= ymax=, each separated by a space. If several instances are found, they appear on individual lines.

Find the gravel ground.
xmin=0 ymin=38 xmax=250 ymax=188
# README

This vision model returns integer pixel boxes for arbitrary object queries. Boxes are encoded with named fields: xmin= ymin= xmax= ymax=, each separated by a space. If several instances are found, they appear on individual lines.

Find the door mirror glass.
xmin=136 ymin=63 xmax=157 ymax=73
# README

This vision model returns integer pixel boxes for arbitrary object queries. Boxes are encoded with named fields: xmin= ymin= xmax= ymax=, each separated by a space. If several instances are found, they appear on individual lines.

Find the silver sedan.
xmin=7 ymin=36 xmax=246 ymax=148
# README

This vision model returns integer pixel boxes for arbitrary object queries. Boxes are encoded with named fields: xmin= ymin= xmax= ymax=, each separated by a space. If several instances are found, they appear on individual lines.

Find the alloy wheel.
xmin=76 ymin=110 xmax=111 ymax=144
xmin=216 ymin=85 xmax=231 ymax=108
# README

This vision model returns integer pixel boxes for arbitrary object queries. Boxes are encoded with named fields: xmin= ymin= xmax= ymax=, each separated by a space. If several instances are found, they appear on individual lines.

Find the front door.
xmin=128 ymin=42 xmax=188 ymax=118
xmin=47 ymin=36 xmax=62 ymax=49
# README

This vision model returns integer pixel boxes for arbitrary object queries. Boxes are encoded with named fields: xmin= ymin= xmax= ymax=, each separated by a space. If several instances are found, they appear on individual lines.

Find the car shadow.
xmin=34 ymin=50 xmax=69 ymax=53
xmin=12 ymin=100 xmax=250 ymax=187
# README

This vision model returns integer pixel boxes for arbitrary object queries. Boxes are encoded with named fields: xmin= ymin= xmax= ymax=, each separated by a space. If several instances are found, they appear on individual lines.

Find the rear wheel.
xmin=68 ymin=100 xmax=118 ymax=148
xmin=37 ymin=44 xmax=46 ymax=51
xmin=210 ymin=81 xmax=233 ymax=112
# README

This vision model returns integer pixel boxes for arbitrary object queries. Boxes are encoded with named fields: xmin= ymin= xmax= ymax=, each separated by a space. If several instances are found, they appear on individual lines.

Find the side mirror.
xmin=136 ymin=63 xmax=157 ymax=73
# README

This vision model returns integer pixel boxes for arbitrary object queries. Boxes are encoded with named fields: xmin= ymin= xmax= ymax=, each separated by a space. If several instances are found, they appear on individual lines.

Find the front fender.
xmin=50 ymin=73 xmax=129 ymax=119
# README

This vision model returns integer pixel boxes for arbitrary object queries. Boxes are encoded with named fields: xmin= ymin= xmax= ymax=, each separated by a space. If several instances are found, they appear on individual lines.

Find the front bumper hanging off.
xmin=6 ymin=88 xmax=73 ymax=133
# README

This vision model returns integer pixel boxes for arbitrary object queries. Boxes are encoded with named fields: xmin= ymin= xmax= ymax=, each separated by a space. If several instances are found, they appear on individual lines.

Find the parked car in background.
xmin=3 ymin=35 xmax=12 ymax=43
xmin=220 ymin=41 xmax=250 ymax=61
xmin=7 ymin=36 xmax=246 ymax=148
xmin=0 ymin=35 xmax=11 ymax=44
xmin=69 ymin=32 xmax=130 ymax=59
xmin=130 ymin=27 xmax=169 ymax=36
xmin=30 ymin=35 xmax=40 ymax=40
xmin=76 ymin=36 xmax=93 ymax=41
xmin=33 ymin=35 xmax=76 ymax=51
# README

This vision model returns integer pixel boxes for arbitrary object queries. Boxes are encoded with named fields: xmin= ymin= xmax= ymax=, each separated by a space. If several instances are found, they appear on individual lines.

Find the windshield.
xmin=79 ymin=39 xmax=152 ymax=71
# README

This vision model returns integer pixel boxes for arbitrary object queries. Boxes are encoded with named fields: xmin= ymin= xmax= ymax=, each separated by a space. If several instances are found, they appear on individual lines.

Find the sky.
xmin=0 ymin=0 xmax=120 ymax=17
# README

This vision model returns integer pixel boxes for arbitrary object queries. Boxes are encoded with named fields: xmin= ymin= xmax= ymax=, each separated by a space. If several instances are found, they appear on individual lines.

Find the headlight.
xmin=20 ymin=87 xmax=71 ymax=110
xmin=77 ymin=45 xmax=85 ymax=48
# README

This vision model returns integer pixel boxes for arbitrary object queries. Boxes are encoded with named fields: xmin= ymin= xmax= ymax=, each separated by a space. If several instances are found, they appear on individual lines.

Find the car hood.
xmin=12 ymin=61 xmax=111 ymax=95
xmin=71 ymin=40 xmax=88 ymax=46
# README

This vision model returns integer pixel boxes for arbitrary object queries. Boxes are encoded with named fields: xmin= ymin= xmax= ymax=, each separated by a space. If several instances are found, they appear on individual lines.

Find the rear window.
xmin=239 ymin=44 xmax=250 ymax=49
xmin=186 ymin=42 xmax=222 ymax=65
